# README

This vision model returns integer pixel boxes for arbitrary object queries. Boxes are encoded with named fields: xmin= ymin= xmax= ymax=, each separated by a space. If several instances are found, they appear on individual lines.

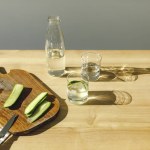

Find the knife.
xmin=0 ymin=114 xmax=18 ymax=138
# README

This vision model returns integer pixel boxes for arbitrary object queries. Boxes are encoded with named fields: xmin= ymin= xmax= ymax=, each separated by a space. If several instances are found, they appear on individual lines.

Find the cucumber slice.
xmin=28 ymin=101 xmax=51 ymax=123
xmin=4 ymin=84 xmax=24 ymax=108
xmin=25 ymin=96 xmax=46 ymax=117
xmin=24 ymin=92 xmax=48 ymax=116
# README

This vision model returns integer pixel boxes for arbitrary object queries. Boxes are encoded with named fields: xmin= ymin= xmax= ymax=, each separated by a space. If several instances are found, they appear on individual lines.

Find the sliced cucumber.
xmin=4 ymin=84 xmax=24 ymax=108
xmin=28 ymin=101 xmax=51 ymax=123
xmin=24 ymin=92 xmax=47 ymax=116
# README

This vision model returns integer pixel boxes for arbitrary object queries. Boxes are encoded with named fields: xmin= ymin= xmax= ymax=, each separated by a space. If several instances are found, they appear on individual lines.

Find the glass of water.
xmin=81 ymin=52 xmax=102 ymax=81
xmin=67 ymin=73 xmax=89 ymax=104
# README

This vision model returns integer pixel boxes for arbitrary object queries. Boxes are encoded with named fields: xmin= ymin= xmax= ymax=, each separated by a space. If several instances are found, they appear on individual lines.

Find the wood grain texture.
xmin=0 ymin=50 xmax=150 ymax=150
xmin=0 ymin=69 xmax=60 ymax=135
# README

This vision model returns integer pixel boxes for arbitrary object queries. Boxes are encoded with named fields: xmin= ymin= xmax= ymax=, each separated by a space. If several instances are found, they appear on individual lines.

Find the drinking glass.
xmin=81 ymin=52 xmax=102 ymax=81
xmin=67 ymin=73 xmax=89 ymax=104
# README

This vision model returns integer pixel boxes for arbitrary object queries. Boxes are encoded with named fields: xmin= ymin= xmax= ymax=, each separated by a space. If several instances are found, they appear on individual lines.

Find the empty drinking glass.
xmin=81 ymin=52 xmax=102 ymax=81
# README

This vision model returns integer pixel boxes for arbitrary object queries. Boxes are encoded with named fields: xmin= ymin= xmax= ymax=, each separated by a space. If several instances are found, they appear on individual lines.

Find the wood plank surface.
xmin=0 ymin=50 xmax=150 ymax=150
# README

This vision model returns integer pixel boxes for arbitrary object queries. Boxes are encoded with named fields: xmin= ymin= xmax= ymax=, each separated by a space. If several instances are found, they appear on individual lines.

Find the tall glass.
xmin=81 ymin=52 xmax=102 ymax=81
xmin=67 ymin=73 xmax=89 ymax=104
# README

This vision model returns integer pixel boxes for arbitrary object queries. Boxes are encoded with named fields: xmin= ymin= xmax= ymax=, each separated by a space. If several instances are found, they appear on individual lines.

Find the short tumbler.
xmin=81 ymin=52 xmax=102 ymax=81
xmin=67 ymin=73 xmax=89 ymax=104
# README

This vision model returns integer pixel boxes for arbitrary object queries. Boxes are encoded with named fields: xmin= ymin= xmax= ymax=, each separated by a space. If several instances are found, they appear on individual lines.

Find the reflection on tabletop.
xmin=84 ymin=90 xmax=132 ymax=105
xmin=63 ymin=66 xmax=150 ymax=82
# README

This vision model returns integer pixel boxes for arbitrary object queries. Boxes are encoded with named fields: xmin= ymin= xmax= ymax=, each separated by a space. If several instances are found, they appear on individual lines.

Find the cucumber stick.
xmin=4 ymin=84 xmax=24 ymax=108
xmin=24 ymin=92 xmax=48 ymax=116
xmin=28 ymin=101 xmax=51 ymax=123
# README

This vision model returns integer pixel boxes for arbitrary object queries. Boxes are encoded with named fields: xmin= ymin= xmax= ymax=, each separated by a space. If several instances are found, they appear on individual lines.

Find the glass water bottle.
xmin=45 ymin=16 xmax=65 ymax=77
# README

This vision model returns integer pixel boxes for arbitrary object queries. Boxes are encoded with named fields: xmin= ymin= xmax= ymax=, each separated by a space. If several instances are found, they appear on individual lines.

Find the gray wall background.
xmin=0 ymin=0 xmax=150 ymax=50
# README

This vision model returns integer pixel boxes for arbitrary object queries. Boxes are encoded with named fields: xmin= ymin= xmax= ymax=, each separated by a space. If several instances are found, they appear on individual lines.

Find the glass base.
xmin=48 ymin=69 xmax=65 ymax=77
xmin=68 ymin=98 xmax=88 ymax=105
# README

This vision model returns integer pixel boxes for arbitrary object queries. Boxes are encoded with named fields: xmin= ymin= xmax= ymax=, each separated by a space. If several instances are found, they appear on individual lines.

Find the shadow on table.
xmin=84 ymin=90 xmax=132 ymax=105
xmin=0 ymin=135 xmax=19 ymax=150
xmin=100 ymin=66 xmax=150 ymax=82
xmin=63 ymin=66 xmax=150 ymax=82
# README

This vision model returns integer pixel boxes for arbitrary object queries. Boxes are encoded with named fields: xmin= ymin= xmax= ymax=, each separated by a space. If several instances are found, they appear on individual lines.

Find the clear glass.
xmin=45 ymin=16 xmax=65 ymax=77
xmin=81 ymin=52 xmax=102 ymax=81
xmin=67 ymin=73 xmax=89 ymax=105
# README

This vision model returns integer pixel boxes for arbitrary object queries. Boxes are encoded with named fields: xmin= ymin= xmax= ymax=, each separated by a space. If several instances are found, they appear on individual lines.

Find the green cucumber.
xmin=28 ymin=101 xmax=51 ymax=123
xmin=24 ymin=92 xmax=48 ymax=116
xmin=4 ymin=84 xmax=24 ymax=108
xmin=25 ymin=95 xmax=47 ymax=117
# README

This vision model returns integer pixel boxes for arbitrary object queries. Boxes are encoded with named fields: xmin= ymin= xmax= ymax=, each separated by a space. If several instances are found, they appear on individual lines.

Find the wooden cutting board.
xmin=0 ymin=69 xmax=60 ymax=135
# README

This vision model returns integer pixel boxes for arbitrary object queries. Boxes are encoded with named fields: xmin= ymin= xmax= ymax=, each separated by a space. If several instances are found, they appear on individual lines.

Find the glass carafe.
xmin=45 ymin=16 xmax=65 ymax=77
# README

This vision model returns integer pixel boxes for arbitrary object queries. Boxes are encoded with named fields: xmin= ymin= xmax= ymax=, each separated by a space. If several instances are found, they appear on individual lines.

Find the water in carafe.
xmin=45 ymin=16 xmax=65 ymax=77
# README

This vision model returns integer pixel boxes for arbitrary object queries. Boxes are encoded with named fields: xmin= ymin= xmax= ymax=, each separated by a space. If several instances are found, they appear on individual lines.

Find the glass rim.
xmin=81 ymin=52 xmax=102 ymax=61
xmin=67 ymin=72 xmax=89 ymax=83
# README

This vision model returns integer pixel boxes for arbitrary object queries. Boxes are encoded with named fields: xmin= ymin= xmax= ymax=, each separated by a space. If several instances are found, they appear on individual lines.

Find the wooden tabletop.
xmin=0 ymin=50 xmax=150 ymax=150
